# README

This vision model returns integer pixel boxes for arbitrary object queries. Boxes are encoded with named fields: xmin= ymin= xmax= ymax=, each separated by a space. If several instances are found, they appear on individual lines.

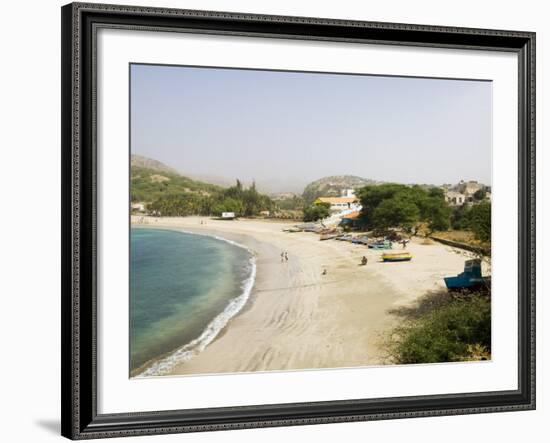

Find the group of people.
xmin=280 ymin=251 xmax=289 ymax=263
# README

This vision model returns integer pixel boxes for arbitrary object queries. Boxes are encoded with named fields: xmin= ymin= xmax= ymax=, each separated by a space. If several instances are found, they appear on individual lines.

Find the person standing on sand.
xmin=284 ymin=252 xmax=289 ymax=262
xmin=281 ymin=252 xmax=285 ymax=263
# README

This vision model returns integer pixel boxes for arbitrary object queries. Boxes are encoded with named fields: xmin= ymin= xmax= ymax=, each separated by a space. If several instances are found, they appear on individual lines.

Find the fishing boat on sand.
xmin=368 ymin=240 xmax=393 ymax=250
xmin=382 ymin=252 xmax=412 ymax=262
xmin=320 ymin=232 xmax=339 ymax=241
xmin=351 ymin=235 xmax=369 ymax=245
xmin=335 ymin=234 xmax=354 ymax=241
xmin=283 ymin=226 xmax=303 ymax=233
xmin=444 ymin=259 xmax=490 ymax=291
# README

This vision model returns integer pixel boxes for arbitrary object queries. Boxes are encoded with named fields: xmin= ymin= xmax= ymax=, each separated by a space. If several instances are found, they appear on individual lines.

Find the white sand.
xmin=132 ymin=216 xmax=481 ymax=375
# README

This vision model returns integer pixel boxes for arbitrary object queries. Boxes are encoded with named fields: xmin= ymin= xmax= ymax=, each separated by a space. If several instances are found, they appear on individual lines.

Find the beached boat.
xmin=351 ymin=235 xmax=369 ymax=245
xmin=305 ymin=225 xmax=323 ymax=233
xmin=335 ymin=234 xmax=354 ymax=241
xmin=382 ymin=252 xmax=412 ymax=262
xmin=283 ymin=226 xmax=303 ymax=233
xmin=368 ymin=240 xmax=392 ymax=249
xmin=295 ymin=222 xmax=321 ymax=233
xmin=444 ymin=259 xmax=490 ymax=291
xmin=320 ymin=232 xmax=339 ymax=241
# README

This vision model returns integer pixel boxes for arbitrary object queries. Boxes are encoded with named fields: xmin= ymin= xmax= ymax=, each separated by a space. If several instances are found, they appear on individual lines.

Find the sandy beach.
xmin=132 ymin=216 xmax=481 ymax=376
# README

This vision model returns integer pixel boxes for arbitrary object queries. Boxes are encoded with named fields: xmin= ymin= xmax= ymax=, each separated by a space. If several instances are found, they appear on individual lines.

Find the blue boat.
xmin=368 ymin=240 xmax=392 ymax=250
xmin=444 ymin=259 xmax=490 ymax=291
xmin=351 ymin=235 xmax=369 ymax=245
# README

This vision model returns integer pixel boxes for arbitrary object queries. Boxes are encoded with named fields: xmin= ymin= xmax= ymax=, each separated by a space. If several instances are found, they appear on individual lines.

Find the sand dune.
xmin=131 ymin=216 xmax=480 ymax=376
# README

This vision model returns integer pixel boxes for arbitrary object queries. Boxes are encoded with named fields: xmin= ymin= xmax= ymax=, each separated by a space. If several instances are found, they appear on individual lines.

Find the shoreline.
xmin=132 ymin=227 xmax=258 ymax=377
xmin=131 ymin=216 xmax=476 ymax=376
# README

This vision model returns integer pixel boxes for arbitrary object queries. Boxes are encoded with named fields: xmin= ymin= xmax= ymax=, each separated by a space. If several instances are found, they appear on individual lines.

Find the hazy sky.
xmin=130 ymin=64 xmax=492 ymax=190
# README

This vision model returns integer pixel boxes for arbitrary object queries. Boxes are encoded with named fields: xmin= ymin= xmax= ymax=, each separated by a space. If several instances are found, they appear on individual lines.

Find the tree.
xmin=451 ymin=205 xmax=471 ymax=230
xmin=372 ymin=197 xmax=420 ymax=231
xmin=428 ymin=187 xmax=445 ymax=199
xmin=468 ymin=202 xmax=491 ymax=242
xmin=473 ymin=188 xmax=487 ymax=201
xmin=303 ymin=202 xmax=330 ymax=222
xmin=356 ymin=184 xmax=409 ymax=217
xmin=148 ymin=194 xmax=205 ymax=216
xmin=422 ymin=197 xmax=452 ymax=233
xmin=212 ymin=197 xmax=245 ymax=217
xmin=357 ymin=183 xmax=450 ymax=232
xmin=276 ymin=195 xmax=304 ymax=210
xmin=216 ymin=179 xmax=275 ymax=217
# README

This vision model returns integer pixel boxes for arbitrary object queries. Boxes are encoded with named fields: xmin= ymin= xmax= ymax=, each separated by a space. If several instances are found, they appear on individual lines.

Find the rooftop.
xmin=445 ymin=191 xmax=465 ymax=197
xmin=341 ymin=211 xmax=361 ymax=220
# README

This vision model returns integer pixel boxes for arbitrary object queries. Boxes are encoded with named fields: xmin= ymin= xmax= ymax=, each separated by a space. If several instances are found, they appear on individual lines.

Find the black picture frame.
xmin=61 ymin=2 xmax=536 ymax=439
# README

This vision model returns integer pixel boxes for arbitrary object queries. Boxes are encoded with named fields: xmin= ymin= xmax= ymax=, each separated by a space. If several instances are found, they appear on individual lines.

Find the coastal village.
xmin=275 ymin=181 xmax=491 ymax=292
xmin=131 ymin=153 xmax=491 ymax=291
xmin=132 ymin=160 xmax=492 ymax=295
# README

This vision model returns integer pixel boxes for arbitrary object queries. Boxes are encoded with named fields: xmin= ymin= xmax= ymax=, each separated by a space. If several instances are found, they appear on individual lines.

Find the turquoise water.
xmin=130 ymin=228 xmax=254 ymax=375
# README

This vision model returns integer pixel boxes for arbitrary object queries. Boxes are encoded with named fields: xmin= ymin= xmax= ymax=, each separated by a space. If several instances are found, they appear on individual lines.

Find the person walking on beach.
xmin=322 ymin=268 xmax=327 ymax=276
xmin=281 ymin=252 xmax=285 ymax=263
xmin=284 ymin=252 xmax=289 ymax=262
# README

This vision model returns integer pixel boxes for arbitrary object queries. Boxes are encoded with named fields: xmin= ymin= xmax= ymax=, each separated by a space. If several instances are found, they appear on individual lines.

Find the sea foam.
xmin=135 ymin=230 xmax=257 ymax=377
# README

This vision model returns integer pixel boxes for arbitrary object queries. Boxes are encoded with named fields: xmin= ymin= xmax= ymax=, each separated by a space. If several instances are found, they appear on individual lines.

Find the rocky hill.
xmin=302 ymin=175 xmax=380 ymax=204
xmin=131 ymin=154 xmax=179 ymax=175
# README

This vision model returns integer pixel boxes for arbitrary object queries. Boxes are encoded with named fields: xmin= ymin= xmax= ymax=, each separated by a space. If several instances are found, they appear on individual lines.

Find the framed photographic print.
xmin=61 ymin=2 xmax=536 ymax=439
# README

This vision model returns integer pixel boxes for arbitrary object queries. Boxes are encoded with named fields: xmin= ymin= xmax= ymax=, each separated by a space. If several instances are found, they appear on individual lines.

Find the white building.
xmin=316 ymin=196 xmax=361 ymax=213
xmin=445 ymin=191 xmax=466 ymax=206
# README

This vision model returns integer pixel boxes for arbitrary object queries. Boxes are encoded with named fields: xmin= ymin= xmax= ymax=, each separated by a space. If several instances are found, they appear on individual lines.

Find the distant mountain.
xmin=270 ymin=192 xmax=299 ymax=200
xmin=131 ymin=154 xmax=179 ymax=175
xmin=177 ymin=175 xmax=307 ymax=195
xmin=131 ymin=155 xmax=383 ymax=202
xmin=302 ymin=175 xmax=380 ymax=204
xmin=181 ymin=173 xmax=238 ymax=189
xmin=130 ymin=155 xmax=222 ymax=202
xmin=131 ymin=155 xmax=244 ymax=189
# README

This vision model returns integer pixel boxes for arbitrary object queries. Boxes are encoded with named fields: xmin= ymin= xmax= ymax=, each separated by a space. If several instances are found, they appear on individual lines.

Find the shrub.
xmin=388 ymin=294 xmax=491 ymax=364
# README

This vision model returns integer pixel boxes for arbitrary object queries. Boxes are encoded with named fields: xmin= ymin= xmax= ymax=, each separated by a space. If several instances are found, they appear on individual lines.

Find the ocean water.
xmin=130 ymin=228 xmax=255 ymax=376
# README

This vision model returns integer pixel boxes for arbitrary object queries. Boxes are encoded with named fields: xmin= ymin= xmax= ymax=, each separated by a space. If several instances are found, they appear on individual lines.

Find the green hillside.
xmin=130 ymin=156 xmax=275 ymax=217
xmin=131 ymin=166 xmax=222 ymax=203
